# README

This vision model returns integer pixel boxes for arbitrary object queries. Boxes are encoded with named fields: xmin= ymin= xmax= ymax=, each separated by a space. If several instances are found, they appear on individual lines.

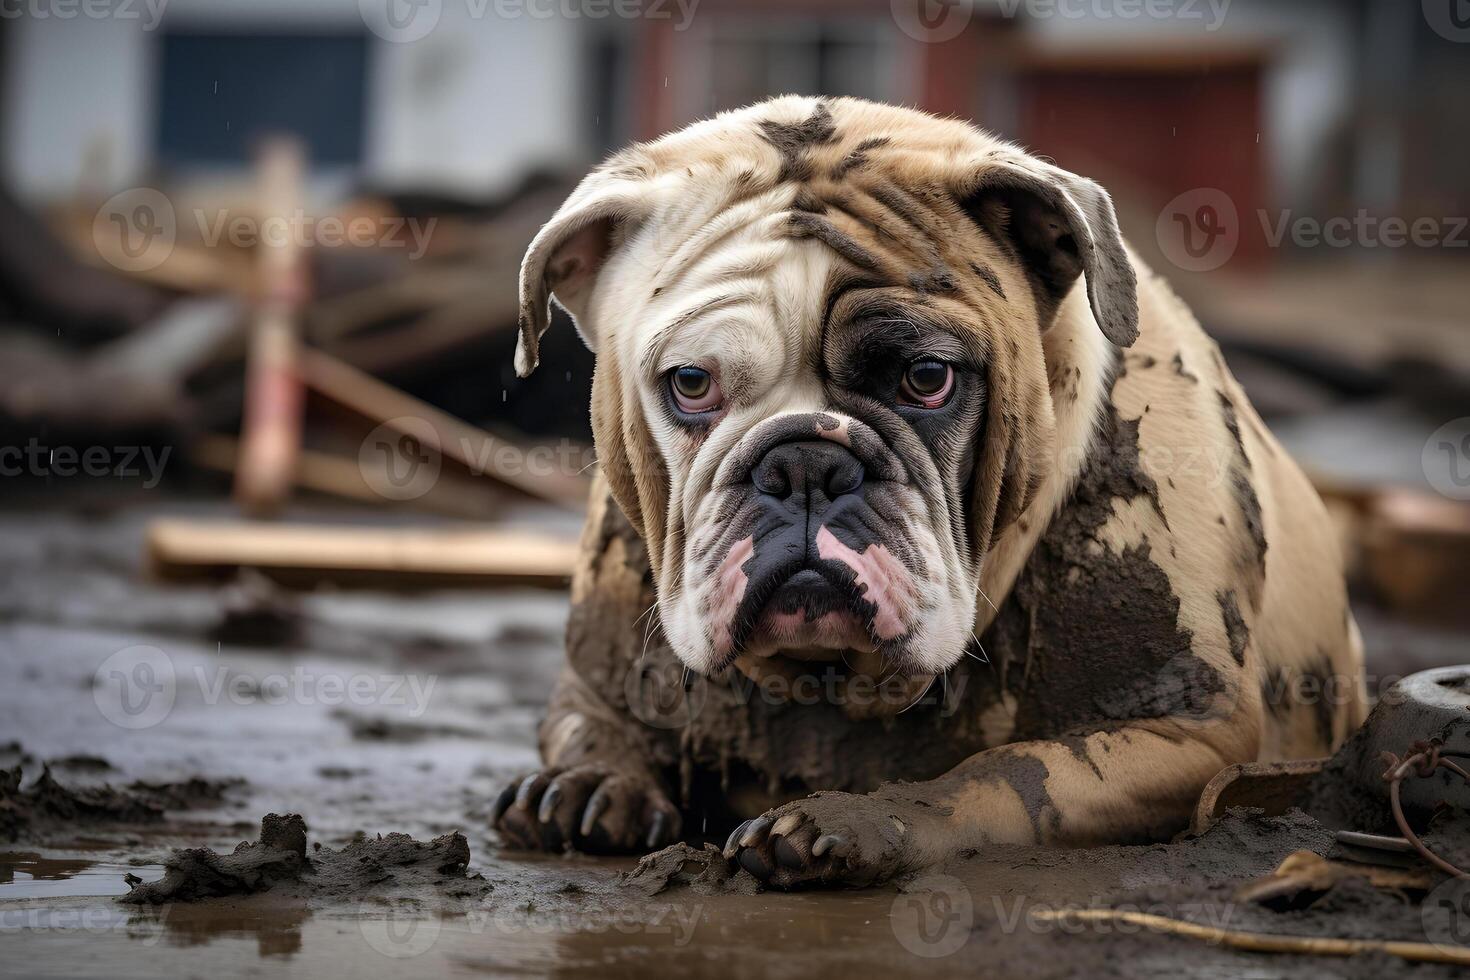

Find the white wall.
xmin=2 ymin=0 xmax=590 ymax=200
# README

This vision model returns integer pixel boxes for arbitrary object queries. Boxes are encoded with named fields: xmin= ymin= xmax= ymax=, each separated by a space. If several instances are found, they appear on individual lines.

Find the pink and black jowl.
xmin=702 ymin=411 xmax=932 ymax=669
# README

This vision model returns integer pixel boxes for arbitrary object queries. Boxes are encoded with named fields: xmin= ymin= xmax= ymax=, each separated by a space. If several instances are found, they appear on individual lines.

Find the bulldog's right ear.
xmin=515 ymin=175 xmax=652 ymax=378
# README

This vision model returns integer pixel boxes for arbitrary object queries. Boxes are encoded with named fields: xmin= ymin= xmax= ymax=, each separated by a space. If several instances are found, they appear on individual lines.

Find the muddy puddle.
xmin=2 ymin=503 xmax=1468 ymax=978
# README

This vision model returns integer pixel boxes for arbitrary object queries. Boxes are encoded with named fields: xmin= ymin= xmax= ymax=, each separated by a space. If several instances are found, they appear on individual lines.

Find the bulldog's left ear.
xmin=515 ymin=175 xmax=652 ymax=377
xmin=959 ymin=160 xmax=1139 ymax=348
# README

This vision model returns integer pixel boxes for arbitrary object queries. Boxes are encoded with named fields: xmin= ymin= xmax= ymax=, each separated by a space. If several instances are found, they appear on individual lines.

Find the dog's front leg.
xmin=727 ymin=716 xmax=1254 ymax=888
xmin=493 ymin=666 xmax=682 ymax=853
xmin=494 ymin=479 xmax=682 ymax=854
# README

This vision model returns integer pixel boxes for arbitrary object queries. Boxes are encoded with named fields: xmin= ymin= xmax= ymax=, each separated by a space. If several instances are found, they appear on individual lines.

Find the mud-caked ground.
xmin=3 ymin=500 xmax=1468 ymax=979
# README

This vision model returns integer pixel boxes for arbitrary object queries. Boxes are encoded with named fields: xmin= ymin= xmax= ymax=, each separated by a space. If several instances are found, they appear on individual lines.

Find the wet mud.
xmin=1 ymin=764 xmax=243 ymax=842
xmin=4 ymin=502 xmax=1470 ymax=978
xmin=120 ymin=813 xmax=488 ymax=907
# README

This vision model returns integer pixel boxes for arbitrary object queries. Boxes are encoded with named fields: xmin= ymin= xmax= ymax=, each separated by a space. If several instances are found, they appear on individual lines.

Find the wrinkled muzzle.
xmin=670 ymin=412 xmax=972 ymax=679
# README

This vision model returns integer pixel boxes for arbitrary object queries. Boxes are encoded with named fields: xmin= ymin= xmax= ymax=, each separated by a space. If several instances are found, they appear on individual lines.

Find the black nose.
xmin=751 ymin=441 xmax=864 ymax=501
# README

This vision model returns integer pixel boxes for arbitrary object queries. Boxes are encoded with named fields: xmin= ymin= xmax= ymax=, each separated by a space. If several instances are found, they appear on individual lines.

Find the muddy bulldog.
xmin=492 ymin=96 xmax=1367 ymax=888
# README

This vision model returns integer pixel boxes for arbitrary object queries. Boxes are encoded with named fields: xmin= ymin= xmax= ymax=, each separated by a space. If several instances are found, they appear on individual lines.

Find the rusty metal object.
xmin=1190 ymin=758 xmax=1326 ymax=833
xmin=1382 ymin=742 xmax=1470 ymax=879
xmin=1353 ymin=666 xmax=1470 ymax=818
xmin=1332 ymin=829 xmax=1421 ymax=868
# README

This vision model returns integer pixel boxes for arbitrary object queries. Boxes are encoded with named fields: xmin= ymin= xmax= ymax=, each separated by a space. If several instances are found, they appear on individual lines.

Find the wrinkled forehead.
xmin=628 ymin=206 xmax=835 ymax=390
xmin=604 ymin=99 xmax=1007 ymax=379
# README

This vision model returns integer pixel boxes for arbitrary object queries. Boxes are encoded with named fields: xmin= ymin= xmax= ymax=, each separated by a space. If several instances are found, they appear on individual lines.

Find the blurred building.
xmin=4 ymin=0 xmax=1465 ymax=236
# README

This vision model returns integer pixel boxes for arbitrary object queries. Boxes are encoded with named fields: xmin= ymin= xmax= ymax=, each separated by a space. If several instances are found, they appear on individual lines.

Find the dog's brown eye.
xmin=670 ymin=366 xmax=722 ymax=413
xmin=899 ymin=360 xmax=954 ymax=408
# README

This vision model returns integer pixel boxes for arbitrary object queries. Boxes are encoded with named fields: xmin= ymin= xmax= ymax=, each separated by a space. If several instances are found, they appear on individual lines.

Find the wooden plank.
xmin=190 ymin=435 xmax=503 ymax=519
xmin=146 ymin=518 xmax=578 ymax=589
xmin=234 ymin=139 xmax=309 ymax=515
xmin=299 ymin=346 xmax=591 ymax=508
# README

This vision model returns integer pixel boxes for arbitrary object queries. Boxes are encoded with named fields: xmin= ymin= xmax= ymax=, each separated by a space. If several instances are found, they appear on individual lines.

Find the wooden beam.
xmin=298 ymin=346 xmax=591 ymax=508
xmin=234 ymin=138 xmax=309 ymax=515
xmin=146 ymin=519 xmax=578 ymax=589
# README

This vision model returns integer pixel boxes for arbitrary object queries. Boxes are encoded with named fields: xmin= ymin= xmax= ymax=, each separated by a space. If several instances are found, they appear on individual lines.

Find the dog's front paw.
xmin=723 ymin=791 xmax=924 ymax=889
xmin=492 ymin=763 xmax=681 ymax=855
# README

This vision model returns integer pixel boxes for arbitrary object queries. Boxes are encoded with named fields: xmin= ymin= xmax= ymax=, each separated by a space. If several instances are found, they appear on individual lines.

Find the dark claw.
xmin=491 ymin=784 xmax=518 ymax=824
xmin=773 ymin=835 xmax=804 ymax=869
xmin=515 ymin=772 xmax=546 ymax=810
xmin=537 ymin=783 xmax=563 ymax=824
xmin=646 ymin=810 xmax=669 ymax=850
xmin=580 ymin=787 xmax=611 ymax=837
xmin=739 ymin=815 xmax=773 ymax=848
xmin=724 ymin=820 xmax=753 ymax=859
xmin=739 ymin=847 xmax=772 ymax=879
xmin=812 ymin=834 xmax=850 ymax=858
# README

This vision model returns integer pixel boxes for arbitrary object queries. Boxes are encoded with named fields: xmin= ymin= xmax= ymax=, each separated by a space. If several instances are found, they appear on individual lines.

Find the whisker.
xmin=639 ymin=607 xmax=663 ymax=665
xmin=898 ymin=674 xmax=938 ymax=714
xmin=977 ymin=586 xmax=1000 ymax=615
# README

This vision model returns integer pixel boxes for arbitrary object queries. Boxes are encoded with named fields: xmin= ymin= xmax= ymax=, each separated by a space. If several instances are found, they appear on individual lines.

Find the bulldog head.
xmin=516 ymin=97 xmax=1137 ymax=689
